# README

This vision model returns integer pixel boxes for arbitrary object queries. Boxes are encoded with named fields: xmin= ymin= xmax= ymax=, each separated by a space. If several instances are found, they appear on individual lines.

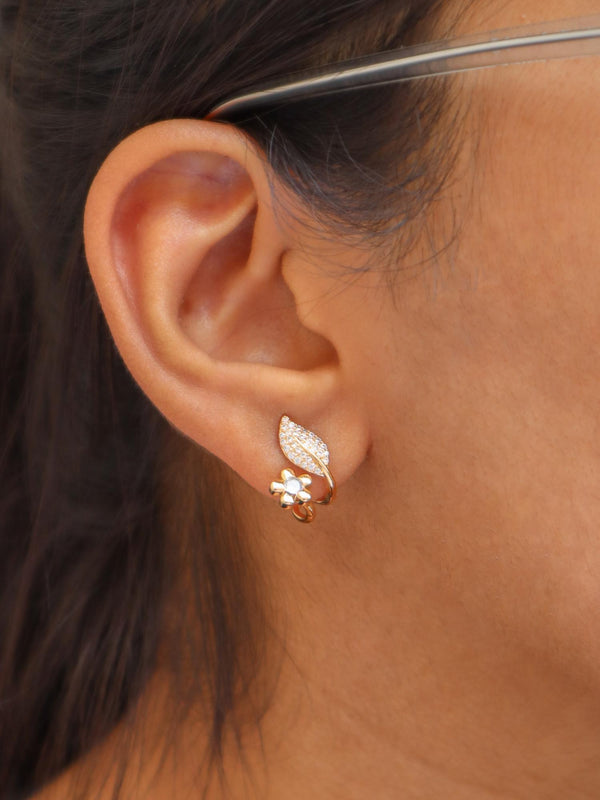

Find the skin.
xmin=36 ymin=0 xmax=600 ymax=798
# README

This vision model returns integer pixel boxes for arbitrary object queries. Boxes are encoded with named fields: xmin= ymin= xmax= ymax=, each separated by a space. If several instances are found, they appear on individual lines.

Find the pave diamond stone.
xmin=279 ymin=415 xmax=330 ymax=477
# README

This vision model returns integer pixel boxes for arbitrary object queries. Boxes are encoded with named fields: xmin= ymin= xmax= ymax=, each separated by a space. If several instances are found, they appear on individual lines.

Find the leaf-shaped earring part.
xmin=270 ymin=415 xmax=336 ymax=524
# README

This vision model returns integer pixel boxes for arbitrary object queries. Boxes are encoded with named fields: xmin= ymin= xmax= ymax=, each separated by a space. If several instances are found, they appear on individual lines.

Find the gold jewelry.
xmin=270 ymin=415 xmax=336 ymax=523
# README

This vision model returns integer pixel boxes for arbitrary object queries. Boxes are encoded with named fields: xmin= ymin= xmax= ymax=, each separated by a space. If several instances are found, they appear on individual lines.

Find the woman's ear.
xmin=83 ymin=119 xmax=369 ymax=497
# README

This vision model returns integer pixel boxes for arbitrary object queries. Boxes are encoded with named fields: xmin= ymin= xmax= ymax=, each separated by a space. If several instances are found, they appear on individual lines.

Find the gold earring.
xmin=269 ymin=415 xmax=336 ymax=523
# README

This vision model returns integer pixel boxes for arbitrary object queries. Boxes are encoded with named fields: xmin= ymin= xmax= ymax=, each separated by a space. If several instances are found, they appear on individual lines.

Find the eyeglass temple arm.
xmin=208 ymin=15 xmax=600 ymax=120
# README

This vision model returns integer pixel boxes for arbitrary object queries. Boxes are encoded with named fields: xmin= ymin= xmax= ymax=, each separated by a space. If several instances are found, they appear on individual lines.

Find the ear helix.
xmin=269 ymin=415 xmax=336 ymax=523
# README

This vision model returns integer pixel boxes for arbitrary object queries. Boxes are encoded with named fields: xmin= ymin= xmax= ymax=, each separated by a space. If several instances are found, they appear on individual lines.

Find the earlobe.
xmin=83 ymin=119 xmax=369 ymax=502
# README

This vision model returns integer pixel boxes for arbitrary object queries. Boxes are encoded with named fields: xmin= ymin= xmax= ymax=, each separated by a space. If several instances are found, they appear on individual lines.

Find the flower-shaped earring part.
xmin=270 ymin=469 xmax=312 ymax=509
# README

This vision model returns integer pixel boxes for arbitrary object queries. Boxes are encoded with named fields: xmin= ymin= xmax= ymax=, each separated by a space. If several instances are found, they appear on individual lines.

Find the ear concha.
xmin=278 ymin=415 xmax=330 ymax=477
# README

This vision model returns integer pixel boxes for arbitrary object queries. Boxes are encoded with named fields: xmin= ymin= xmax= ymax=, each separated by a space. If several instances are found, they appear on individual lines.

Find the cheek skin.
xmin=279 ymin=4 xmax=600 ymax=703
xmin=358 ymin=55 xmax=600 ymax=681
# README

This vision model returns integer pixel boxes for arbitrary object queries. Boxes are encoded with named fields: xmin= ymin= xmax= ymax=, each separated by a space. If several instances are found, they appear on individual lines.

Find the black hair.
xmin=0 ymin=0 xmax=457 ymax=796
